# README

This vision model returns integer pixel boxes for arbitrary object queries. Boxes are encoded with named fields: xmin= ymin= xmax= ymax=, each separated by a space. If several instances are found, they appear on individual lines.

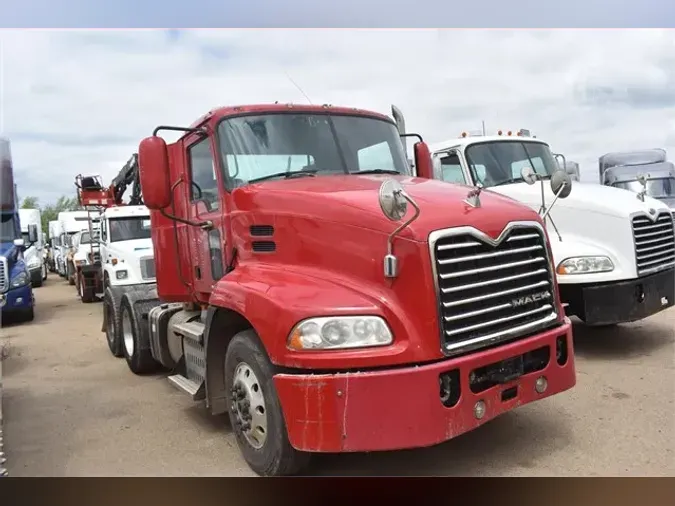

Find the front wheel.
xmin=224 ymin=330 xmax=310 ymax=477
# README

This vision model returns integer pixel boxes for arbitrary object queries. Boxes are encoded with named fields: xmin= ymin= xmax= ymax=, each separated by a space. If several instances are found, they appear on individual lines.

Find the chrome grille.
xmin=140 ymin=256 xmax=156 ymax=280
xmin=632 ymin=212 xmax=675 ymax=276
xmin=430 ymin=223 xmax=559 ymax=356
xmin=0 ymin=257 xmax=7 ymax=292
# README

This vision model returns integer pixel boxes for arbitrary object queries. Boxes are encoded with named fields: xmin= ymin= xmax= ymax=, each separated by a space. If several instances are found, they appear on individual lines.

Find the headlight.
xmin=116 ymin=270 xmax=128 ymax=280
xmin=27 ymin=257 xmax=40 ymax=268
xmin=287 ymin=316 xmax=393 ymax=351
xmin=556 ymin=256 xmax=614 ymax=275
xmin=10 ymin=271 xmax=29 ymax=288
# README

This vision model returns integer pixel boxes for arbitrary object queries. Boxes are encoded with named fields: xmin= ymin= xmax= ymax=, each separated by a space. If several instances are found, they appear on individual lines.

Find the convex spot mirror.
xmin=551 ymin=169 xmax=573 ymax=199
xmin=379 ymin=179 xmax=408 ymax=221
xmin=520 ymin=166 xmax=539 ymax=186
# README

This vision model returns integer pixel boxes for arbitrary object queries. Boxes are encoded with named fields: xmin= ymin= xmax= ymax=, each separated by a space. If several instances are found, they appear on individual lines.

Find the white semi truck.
xmin=57 ymin=210 xmax=89 ymax=283
xmin=47 ymin=220 xmax=62 ymax=273
xmin=389 ymin=108 xmax=675 ymax=327
xmin=18 ymin=208 xmax=47 ymax=287
xmin=73 ymin=159 xmax=156 ymax=358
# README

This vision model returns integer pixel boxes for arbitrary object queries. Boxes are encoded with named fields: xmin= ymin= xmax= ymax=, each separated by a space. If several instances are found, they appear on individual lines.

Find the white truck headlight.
xmin=557 ymin=256 xmax=614 ymax=275
xmin=27 ymin=257 xmax=40 ymax=268
xmin=116 ymin=270 xmax=128 ymax=280
xmin=11 ymin=271 xmax=29 ymax=288
xmin=288 ymin=316 xmax=393 ymax=351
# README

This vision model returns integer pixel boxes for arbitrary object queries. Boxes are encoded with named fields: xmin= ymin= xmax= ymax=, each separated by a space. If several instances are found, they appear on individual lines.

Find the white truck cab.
xmin=426 ymin=130 xmax=675 ymax=326
xmin=19 ymin=208 xmax=47 ymax=287
xmin=57 ymin=210 xmax=90 ymax=280
xmin=48 ymin=220 xmax=63 ymax=274
xmin=99 ymin=205 xmax=155 ymax=288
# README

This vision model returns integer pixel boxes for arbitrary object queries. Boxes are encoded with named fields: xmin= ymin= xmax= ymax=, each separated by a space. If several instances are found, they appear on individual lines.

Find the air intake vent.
xmin=250 ymin=225 xmax=274 ymax=237
xmin=252 ymin=241 xmax=276 ymax=253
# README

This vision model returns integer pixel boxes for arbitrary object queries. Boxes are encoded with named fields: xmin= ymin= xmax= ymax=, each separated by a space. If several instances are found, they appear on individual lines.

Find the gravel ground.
xmin=0 ymin=275 xmax=673 ymax=476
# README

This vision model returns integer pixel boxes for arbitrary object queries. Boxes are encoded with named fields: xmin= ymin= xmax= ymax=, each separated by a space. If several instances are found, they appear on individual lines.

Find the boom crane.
xmin=75 ymin=153 xmax=143 ymax=208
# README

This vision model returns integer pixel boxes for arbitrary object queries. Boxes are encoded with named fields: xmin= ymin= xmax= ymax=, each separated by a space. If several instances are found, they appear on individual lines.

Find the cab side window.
xmin=188 ymin=138 xmax=220 ymax=211
xmin=100 ymin=218 xmax=108 ymax=243
xmin=439 ymin=152 xmax=467 ymax=185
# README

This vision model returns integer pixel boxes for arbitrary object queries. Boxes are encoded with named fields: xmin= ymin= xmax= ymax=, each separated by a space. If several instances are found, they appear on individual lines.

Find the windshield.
xmin=613 ymin=177 xmax=675 ymax=198
xmin=465 ymin=141 xmax=559 ymax=187
xmin=216 ymin=113 xmax=409 ymax=186
xmin=0 ymin=213 xmax=17 ymax=242
xmin=109 ymin=216 xmax=152 ymax=242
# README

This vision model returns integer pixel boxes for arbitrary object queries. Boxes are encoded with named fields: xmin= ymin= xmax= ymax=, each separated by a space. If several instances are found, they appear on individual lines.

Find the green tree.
xmin=20 ymin=196 xmax=40 ymax=209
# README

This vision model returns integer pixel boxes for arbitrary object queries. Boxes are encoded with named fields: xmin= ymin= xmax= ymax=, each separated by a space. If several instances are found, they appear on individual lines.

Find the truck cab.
xmin=420 ymin=126 xmax=675 ymax=327
xmin=1 ymin=137 xmax=36 ymax=323
xmin=57 ymin=210 xmax=90 ymax=283
xmin=19 ymin=208 xmax=47 ymax=287
xmin=48 ymin=220 xmax=63 ymax=274
xmin=108 ymin=103 xmax=577 ymax=476
xmin=599 ymin=150 xmax=675 ymax=214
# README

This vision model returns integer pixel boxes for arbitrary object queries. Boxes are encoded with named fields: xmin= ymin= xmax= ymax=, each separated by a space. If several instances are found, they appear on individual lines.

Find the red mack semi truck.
xmin=107 ymin=103 xmax=576 ymax=476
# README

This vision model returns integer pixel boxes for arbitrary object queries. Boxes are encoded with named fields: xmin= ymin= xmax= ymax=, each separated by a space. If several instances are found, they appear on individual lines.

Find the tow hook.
xmin=635 ymin=284 xmax=645 ymax=303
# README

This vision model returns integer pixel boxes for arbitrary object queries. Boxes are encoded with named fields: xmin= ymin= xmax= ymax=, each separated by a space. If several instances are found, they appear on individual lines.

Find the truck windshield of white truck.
xmin=109 ymin=217 xmax=152 ymax=242
xmin=460 ymin=140 xmax=560 ymax=188
xmin=613 ymin=177 xmax=675 ymax=198
xmin=215 ymin=113 xmax=410 ymax=188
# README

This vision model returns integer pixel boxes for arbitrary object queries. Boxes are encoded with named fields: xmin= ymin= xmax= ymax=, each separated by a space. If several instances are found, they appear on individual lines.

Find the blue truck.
xmin=1 ymin=137 xmax=36 ymax=323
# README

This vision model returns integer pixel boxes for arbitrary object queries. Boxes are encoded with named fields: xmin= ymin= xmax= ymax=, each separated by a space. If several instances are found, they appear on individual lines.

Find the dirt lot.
xmin=1 ymin=275 xmax=673 ymax=476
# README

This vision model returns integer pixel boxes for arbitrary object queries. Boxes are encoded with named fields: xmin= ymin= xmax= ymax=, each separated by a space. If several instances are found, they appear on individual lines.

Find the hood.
xmin=488 ymin=180 xmax=671 ymax=218
xmin=0 ymin=241 xmax=18 ymax=258
xmin=655 ymin=196 xmax=675 ymax=210
xmin=107 ymin=238 xmax=154 ymax=258
xmin=232 ymin=174 xmax=544 ymax=241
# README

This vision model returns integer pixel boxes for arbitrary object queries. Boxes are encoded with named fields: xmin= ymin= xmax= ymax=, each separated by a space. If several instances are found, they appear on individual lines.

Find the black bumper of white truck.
xmin=559 ymin=267 xmax=675 ymax=326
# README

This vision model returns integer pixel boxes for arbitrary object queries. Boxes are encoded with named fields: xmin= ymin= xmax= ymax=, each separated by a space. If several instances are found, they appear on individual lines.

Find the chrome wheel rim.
xmin=231 ymin=362 xmax=268 ymax=449
xmin=122 ymin=309 xmax=134 ymax=357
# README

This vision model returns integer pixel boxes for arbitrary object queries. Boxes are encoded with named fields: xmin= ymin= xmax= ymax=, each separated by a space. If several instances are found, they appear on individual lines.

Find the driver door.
xmin=184 ymin=135 xmax=227 ymax=301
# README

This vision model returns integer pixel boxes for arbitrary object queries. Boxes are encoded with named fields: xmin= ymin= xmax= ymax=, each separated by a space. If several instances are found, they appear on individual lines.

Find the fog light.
xmin=473 ymin=400 xmax=486 ymax=420
xmin=535 ymin=376 xmax=548 ymax=394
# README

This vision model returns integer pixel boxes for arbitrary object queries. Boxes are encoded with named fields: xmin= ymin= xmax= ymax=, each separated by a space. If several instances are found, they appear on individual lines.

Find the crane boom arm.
xmin=75 ymin=153 xmax=143 ymax=208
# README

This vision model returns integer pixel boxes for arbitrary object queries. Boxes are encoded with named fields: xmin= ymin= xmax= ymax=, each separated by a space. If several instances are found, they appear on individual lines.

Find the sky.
xmin=2 ymin=28 xmax=675 ymax=205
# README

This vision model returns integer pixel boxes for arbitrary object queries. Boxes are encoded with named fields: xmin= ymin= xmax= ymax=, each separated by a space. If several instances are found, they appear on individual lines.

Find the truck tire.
xmin=67 ymin=262 xmax=75 ymax=285
xmin=224 ymin=329 xmax=310 ymax=477
xmin=120 ymin=296 xmax=158 ymax=374
xmin=103 ymin=287 xmax=124 ymax=357
xmin=79 ymin=275 xmax=95 ymax=303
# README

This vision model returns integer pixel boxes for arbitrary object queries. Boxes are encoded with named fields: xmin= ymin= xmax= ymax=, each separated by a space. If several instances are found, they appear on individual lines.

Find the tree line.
xmin=19 ymin=195 xmax=81 ymax=233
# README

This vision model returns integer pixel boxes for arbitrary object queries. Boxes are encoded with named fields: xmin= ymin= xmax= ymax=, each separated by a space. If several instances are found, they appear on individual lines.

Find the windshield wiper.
xmin=492 ymin=178 xmax=524 ymax=187
xmin=351 ymin=169 xmax=401 ymax=175
xmin=248 ymin=170 xmax=318 ymax=184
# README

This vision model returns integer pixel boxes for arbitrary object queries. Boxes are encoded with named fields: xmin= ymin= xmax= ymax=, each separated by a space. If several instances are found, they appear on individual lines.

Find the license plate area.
xmin=469 ymin=345 xmax=550 ymax=394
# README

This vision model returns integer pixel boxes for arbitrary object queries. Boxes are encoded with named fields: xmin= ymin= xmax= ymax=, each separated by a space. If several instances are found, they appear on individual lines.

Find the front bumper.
xmin=559 ymin=267 xmax=675 ymax=325
xmin=0 ymin=284 xmax=33 ymax=314
xmin=274 ymin=321 xmax=575 ymax=453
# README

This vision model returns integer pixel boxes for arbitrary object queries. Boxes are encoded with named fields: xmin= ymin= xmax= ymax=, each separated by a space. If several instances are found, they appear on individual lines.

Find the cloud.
xmin=2 ymin=28 xmax=675 ymax=205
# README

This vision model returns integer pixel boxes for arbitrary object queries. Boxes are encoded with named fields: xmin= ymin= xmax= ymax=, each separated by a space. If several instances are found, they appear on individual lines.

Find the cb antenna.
xmin=285 ymin=72 xmax=313 ymax=105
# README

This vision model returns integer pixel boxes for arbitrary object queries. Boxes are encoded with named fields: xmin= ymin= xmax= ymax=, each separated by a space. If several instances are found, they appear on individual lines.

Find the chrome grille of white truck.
xmin=0 ymin=257 xmax=7 ymax=292
xmin=430 ymin=223 xmax=559 ymax=356
xmin=140 ymin=256 xmax=156 ymax=280
xmin=632 ymin=211 xmax=675 ymax=276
